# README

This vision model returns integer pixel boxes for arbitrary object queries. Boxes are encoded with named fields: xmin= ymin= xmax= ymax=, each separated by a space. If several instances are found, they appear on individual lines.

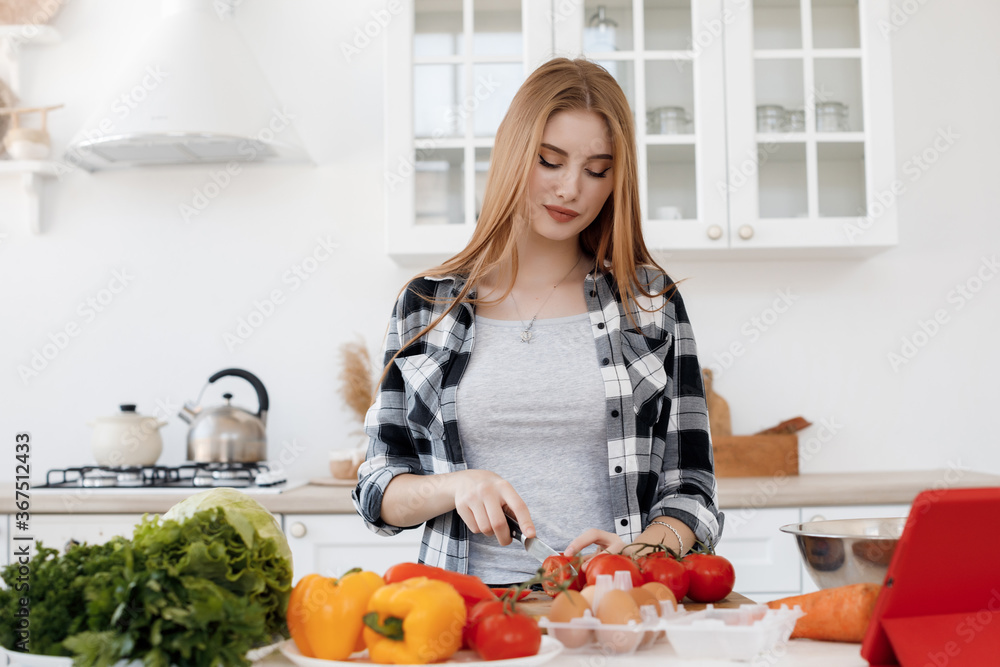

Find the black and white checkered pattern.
xmin=353 ymin=266 xmax=723 ymax=572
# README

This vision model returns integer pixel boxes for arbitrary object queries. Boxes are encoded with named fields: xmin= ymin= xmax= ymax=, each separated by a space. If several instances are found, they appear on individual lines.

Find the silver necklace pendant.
xmin=520 ymin=329 xmax=533 ymax=343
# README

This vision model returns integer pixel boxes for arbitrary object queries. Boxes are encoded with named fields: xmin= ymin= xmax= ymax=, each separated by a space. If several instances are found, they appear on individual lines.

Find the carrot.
xmin=766 ymin=583 xmax=881 ymax=643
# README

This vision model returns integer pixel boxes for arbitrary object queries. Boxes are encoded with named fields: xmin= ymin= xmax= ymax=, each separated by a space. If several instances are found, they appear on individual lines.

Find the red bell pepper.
xmin=383 ymin=562 xmax=497 ymax=606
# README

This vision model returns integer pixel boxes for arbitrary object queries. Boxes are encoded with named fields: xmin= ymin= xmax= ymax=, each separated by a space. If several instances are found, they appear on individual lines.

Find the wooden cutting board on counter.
xmin=517 ymin=590 xmax=757 ymax=617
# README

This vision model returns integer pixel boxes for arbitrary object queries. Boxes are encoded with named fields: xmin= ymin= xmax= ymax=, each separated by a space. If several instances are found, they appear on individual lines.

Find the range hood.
xmin=65 ymin=0 xmax=309 ymax=171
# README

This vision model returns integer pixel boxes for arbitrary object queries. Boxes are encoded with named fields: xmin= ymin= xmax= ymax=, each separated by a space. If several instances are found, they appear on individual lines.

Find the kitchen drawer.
xmin=284 ymin=513 xmax=422 ymax=583
xmin=797 ymin=503 xmax=909 ymax=594
xmin=715 ymin=507 xmax=801 ymax=594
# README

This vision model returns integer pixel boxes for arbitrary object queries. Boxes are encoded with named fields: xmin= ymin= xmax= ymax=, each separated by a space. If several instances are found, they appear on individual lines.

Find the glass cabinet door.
xmin=724 ymin=0 xmax=897 ymax=250
xmin=387 ymin=0 xmax=548 ymax=260
xmin=554 ymin=0 xmax=729 ymax=250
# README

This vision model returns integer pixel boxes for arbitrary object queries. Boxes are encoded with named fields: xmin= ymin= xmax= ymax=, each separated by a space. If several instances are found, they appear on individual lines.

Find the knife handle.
xmin=504 ymin=513 xmax=524 ymax=543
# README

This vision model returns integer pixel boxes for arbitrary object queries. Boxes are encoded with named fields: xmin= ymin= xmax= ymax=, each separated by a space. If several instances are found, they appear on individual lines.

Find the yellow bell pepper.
xmin=287 ymin=569 xmax=385 ymax=660
xmin=363 ymin=577 xmax=467 ymax=664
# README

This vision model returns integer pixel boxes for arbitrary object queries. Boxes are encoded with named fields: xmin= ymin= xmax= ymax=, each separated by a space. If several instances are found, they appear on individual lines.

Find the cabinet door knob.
xmin=707 ymin=224 xmax=724 ymax=240
xmin=289 ymin=522 xmax=307 ymax=538
xmin=738 ymin=224 xmax=754 ymax=240
xmin=809 ymin=515 xmax=826 ymax=523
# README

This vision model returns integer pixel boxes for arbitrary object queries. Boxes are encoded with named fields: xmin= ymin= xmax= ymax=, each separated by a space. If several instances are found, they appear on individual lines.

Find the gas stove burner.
xmin=81 ymin=470 xmax=120 ymax=488
xmin=192 ymin=469 xmax=251 ymax=487
xmin=116 ymin=469 xmax=145 ymax=487
xmin=209 ymin=468 xmax=247 ymax=479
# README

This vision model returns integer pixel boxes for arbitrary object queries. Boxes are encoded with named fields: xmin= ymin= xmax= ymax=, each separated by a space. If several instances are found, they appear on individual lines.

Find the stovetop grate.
xmin=40 ymin=462 xmax=286 ymax=489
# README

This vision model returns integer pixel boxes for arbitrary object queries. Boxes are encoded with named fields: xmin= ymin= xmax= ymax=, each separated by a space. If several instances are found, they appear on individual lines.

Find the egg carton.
xmin=660 ymin=603 xmax=806 ymax=662
xmin=538 ymin=571 xmax=691 ymax=656
xmin=539 ymin=602 xmax=690 ymax=655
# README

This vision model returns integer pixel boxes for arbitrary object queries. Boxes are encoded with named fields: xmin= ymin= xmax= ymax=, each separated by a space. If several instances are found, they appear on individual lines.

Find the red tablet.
xmin=861 ymin=486 xmax=1000 ymax=666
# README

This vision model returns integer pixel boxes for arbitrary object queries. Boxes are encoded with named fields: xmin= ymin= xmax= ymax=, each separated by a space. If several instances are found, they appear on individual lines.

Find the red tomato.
xmin=584 ymin=553 xmax=643 ymax=588
xmin=464 ymin=599 xmax=507 ymax=649
xmin=541 ymin=554 xmax=585 ymax=597
xmin=637 ymin=552 xmax=690 ymax=601
xmin=682 ymin=553 xmax=735 ymax=603
xmin=475 ymin=611 xmax=542 ymax=661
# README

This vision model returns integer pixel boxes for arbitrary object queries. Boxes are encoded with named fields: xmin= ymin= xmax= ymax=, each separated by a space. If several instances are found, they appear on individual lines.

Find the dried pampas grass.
xmin=0 ymin=0 xmax=64 ymax=25
xmin=339 ymin=338 xmax=375 ymax=425
xmin=0 ymin=79 xmax=14 ymax=158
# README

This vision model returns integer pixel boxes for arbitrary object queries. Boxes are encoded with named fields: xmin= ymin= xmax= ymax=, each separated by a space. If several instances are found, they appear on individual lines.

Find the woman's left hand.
xmin=563 ymin=528 xmax=627 ymax=558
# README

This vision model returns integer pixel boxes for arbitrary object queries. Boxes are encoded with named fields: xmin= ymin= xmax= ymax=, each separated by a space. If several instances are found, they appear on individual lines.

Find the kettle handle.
xmin=208 ymin=368 xmax=270 ymax=423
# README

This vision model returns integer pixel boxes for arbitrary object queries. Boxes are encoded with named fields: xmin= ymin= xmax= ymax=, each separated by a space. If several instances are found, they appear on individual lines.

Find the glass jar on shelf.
xmin=647 ymin=106 xmax=691 ymax=135
xmin=785 ymin=108 xmax=806 ymax=132
xmin=816 ymin=101 xmax=849 ymax=132
xmin=584 ymin=5 xmax=618 ymax=52
xmin=756 ymin=104 xmax=786 ymax=133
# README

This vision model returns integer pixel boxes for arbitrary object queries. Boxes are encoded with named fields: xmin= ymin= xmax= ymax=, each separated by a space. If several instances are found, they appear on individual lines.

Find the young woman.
xmin=353 ymin=58 xmax=722 ymax=586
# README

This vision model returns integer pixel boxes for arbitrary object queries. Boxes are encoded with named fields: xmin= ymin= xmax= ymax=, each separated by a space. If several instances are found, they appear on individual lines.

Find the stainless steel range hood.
xmin=65 ymin=0 xmax=310 ymax=171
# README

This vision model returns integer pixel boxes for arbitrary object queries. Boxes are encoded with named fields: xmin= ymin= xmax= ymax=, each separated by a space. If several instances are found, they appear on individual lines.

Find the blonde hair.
xmin=386 ymin=58 xmax=674 ymax=374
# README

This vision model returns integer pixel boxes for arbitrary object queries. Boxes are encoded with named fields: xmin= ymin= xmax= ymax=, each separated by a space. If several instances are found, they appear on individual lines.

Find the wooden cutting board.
xmin=517 ymin=590 xmax=757 ymax=616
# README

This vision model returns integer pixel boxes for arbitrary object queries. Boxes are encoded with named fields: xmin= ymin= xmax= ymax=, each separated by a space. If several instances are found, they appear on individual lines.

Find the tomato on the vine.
xmin=682 ymin=552 xmax=735 ymax=603
xmin=474 ymin=610 xmax=542 ymax=661
xmin=583 ymin=553 xmax=643 ymax=588
xmin=463 ymin=599 xmax=507 ymax=649
xmin=541 ymin=554 xmax=585 ymax=596
xmin=637 ymin=552 xmax=690 ymax=602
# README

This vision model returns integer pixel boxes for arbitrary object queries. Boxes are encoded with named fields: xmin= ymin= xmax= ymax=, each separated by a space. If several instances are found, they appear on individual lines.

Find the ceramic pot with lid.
xmin=179 ymin=368 xmax=269 ymax=463
xmin=89 ymin=404 xmax=167 ymax=467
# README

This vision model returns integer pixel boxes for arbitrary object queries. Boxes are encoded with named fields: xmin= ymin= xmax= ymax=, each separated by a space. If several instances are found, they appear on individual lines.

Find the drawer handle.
xmin=64 ymin=539 xmax=80 ymax=553
xmin=289 ymin=522 xmax=307 ymax=538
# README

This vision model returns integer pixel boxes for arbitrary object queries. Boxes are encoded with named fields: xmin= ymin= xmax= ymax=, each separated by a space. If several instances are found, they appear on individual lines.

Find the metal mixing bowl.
xmin=780 ymin=517 xmax=907 ymax=589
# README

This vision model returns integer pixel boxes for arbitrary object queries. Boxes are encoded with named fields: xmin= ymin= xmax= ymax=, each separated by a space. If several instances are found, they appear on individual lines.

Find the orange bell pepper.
xmin=287 ymin=569 xmax=385 ymax=659
xmin=363 ymin=577 xmax=467 ymax=664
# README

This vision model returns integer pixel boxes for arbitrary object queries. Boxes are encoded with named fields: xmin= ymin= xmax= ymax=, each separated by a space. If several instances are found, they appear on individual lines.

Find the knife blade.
xmin=503 ymin=512 xmax=566 ymax=567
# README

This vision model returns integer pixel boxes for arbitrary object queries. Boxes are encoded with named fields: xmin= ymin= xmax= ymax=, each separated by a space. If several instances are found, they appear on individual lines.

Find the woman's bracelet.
xmin=650 ymin=520 xmax=684 ymax=556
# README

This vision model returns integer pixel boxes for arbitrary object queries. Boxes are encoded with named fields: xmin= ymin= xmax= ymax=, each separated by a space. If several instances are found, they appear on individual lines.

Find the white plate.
xmin=0 ymin=647 xmax=140 ymax=667
xmin=278 ymin=636 xmax=564 ymax=667
xmin=0 ymin=643 xmax=279 ymax=667
xmin=0 ymin=647 xmax=72 ymax=667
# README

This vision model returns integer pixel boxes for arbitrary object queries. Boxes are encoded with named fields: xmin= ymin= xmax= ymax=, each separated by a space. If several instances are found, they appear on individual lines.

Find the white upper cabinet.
xmin=722 ymin=0 xmax=897 ymax=254
xmin=384 ymin=0 xmax=897 ymax=262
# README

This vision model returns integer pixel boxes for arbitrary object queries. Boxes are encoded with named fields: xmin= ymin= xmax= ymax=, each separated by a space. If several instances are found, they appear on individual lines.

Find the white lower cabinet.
xmin=796 ymin=504 xmax=909 ymax=595
xmin=284 ymin=514 xmax=423 ymax=583
xmin=15 ymin=514 xmax=145 ymax=554
xmin=715 ymin=507 xmax=801 ymax=602
xmin=1 ymin=515 xmax=8 ymax=567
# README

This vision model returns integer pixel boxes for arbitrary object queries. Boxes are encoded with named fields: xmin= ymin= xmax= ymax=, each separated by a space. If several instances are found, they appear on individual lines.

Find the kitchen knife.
xmin=504 ymin=512 xmax=571 ymax=571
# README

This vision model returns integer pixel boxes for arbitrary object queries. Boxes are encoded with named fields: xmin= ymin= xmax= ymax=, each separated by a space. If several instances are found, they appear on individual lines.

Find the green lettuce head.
xmin=164 ymin=487 xmax=293 ymax=567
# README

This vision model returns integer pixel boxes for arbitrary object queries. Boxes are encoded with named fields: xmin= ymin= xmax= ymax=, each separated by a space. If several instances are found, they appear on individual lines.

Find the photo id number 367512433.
xmin=12 ymin=432 xmax=34 ymax=651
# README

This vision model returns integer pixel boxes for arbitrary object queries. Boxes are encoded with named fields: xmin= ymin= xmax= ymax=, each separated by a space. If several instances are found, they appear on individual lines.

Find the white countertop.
xmin=250 ymin=638 xmax=868 ymax=667
xmin=3 ymin=468 xmax=997 ymax=514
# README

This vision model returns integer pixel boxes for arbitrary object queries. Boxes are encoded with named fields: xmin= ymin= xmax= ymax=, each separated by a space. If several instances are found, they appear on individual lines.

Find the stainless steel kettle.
xmin=179 ymin=368 xmax=270 ymax=462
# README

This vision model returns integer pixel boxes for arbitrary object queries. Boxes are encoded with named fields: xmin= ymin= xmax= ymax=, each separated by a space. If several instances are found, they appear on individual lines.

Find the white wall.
xmin=1 ymin=0 xmax=997 ymax=485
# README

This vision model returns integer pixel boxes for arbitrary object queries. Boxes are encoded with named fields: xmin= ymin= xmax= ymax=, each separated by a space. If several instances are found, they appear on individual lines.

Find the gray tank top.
xmin=458 ymin=312 xmax=614 ymax=585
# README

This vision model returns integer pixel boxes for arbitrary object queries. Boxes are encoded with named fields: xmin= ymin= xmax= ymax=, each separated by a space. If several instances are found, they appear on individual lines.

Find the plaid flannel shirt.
xmin=352 ymin=266 xmax=723 ymax=573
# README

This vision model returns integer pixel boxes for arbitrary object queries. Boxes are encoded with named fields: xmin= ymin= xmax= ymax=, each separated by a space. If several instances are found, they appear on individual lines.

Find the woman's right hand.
xmin=452 ymin=469 xmax=535 ymax=546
